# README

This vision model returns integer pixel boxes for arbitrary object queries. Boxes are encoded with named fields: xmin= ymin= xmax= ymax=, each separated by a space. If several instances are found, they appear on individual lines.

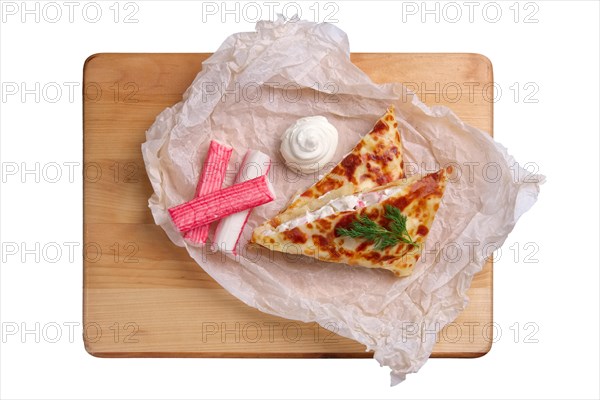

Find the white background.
xmin=0 ymin=1 xmax=598 ymax=399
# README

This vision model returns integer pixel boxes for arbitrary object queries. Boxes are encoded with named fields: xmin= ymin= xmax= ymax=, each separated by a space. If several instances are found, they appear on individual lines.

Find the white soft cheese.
xmin=275 ymin=185 xmax=404 ymax=233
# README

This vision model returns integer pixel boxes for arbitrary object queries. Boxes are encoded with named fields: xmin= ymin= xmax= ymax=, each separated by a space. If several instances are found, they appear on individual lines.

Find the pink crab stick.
xmin=184 ymin=140 xmax=233 ymax=244
xmin=169 ymin=174 xmax=275 ymax=233
xmin=213 ymin=150 xmax=271 ymax=255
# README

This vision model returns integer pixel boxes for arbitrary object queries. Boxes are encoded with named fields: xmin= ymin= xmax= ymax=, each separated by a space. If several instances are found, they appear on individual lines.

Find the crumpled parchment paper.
xmin=141 ymin=17 xmax=544 ymax=384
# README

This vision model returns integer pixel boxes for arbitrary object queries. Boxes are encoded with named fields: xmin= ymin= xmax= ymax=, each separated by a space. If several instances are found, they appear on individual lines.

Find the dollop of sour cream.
xmin=280 ymin=116 xmax=338 ymax=174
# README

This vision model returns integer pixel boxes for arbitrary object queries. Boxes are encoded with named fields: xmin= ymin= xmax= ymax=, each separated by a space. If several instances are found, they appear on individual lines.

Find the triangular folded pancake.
xmin=272 ymin=106 xmax=405 ymax=227
xmin=251 ymin=169 xmax=448 ymax=277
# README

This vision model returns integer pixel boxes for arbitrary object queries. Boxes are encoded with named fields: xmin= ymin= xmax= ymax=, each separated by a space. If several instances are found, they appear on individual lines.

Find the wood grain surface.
xmin=83 ymin=53 xmax=493 ymax=358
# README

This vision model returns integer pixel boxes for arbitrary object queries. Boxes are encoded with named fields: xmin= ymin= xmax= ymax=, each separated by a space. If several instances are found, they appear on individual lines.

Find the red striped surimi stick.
xmin=213 ymin=150 xmax=271 ymax=255
xmin=184 ymin=140 xmax=233 ymax=244
xmin=169 ymin=175 xmax=275 ymax=233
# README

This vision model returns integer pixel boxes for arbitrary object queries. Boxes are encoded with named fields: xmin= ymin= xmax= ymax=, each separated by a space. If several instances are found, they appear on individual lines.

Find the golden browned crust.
xmin=251 ymin=169 xmax=448 ymax=277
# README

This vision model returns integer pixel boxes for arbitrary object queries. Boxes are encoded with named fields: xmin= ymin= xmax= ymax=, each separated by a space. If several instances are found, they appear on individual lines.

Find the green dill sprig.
xmin=336 ymin=205 xmax=418 ymax=251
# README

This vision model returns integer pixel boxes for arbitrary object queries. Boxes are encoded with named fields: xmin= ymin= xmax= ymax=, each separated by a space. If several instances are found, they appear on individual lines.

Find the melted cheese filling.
xmin=273 ymin=186 xmax=405 ymax=233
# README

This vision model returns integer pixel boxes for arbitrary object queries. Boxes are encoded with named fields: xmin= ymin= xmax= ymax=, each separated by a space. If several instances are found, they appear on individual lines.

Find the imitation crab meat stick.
xmin=169 ymin=174 xmax=275 ymax=233
xmin=213 ymin=150 xmax=271 ymax=254
xmin=184 ymin=140 xmax=233 ymax=244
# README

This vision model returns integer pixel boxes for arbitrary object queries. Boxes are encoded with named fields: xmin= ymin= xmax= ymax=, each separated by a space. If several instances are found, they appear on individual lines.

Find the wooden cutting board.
xmin=83 ymin=53 xmax=493 ymax=358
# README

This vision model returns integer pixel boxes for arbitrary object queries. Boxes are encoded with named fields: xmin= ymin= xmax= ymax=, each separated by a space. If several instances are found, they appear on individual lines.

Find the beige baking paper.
xmin=142 ymin=17 xmax=544 ymax=384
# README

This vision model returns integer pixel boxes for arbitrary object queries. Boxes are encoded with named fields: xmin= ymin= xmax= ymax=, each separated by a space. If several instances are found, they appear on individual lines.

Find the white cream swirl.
xmin=280 ymin=116 xmax=338 ymax=174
